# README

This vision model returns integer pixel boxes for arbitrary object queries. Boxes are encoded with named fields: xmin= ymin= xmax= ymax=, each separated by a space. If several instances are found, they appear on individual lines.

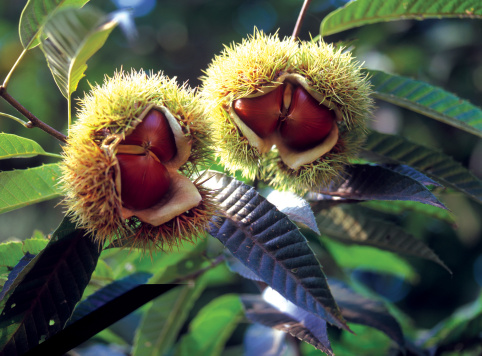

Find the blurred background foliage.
xmin=1 ymin=0 xmax=482 ymax=346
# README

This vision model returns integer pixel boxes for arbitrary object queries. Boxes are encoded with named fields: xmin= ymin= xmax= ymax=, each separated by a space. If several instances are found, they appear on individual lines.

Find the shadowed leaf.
xmin=0 ymin=163 xmax=62 ymax=215
xmin=68 ymin=272 xmax=152 ymax=325
xmin=368 ymin=70 xmax=482 ymax=138
xmin=242 ymin=288 xmax=333 ymax=355
xmin=205 ymin=172 xmax=348 ymax=331
xmin=0 ymin=134 xmax=61 ymax=160
xmin=383 ymin=164 xmax=441 ymax=187
xmin=0 ymin=216 xmax=101 ymax=356
xmin=329 ymin=279 xmax=405 ymax=349
xmin=175 ymin=294 xmax=244 ymax=356
xmin=314 ymin=205 xmax=451 ymax=273
xmin=19 ymin=0 xmax=90 ymax=49
xmin=321 ymin=0 xmax=482 ymax=37
xmin=313 ymin=164 xmax=446 ymax=209
xmin=362 ymin=131 xmax=482 ymax=204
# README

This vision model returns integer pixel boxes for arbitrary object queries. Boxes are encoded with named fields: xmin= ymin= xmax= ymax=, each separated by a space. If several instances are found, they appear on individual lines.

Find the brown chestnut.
xmin=233 ymin=85 xmax=284 ymax=138
xmin=117 ymin=153 xmax=171 ymax=211
xmin=121 ymin=109 xmax=177 ymax=163
xmin=279 ymin=86 xmax=335 ymax=151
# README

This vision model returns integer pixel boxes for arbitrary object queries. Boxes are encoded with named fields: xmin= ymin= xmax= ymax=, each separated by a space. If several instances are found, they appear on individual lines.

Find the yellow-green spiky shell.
xmin=200 ymin=30 xmax=373 ymax=191
xmin=61 ymin=69 xmax=214 ymax=249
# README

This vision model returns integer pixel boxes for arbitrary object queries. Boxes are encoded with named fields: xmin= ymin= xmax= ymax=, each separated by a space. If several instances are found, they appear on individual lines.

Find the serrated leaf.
xmin=383 ymin=164 xmax=441 ymax=187
xmin=321 ymin=0 xmax=482 ymax=37
xmin=68 ymin=272 xmax=152 ymax=325
xmin=368 ymin=70 xmax=482 ymax=137
xmin=329 ymin=279 xmax=405 ymax=348
xmin=314 ymin=205 xmax=451 ymax=273
xmin=266 ymin=190 xmax=320 ymax=235
xmin=0 ymin=134 xmax=61 ymax=160
xmin=205 ymin=172 xmax=348 ymax=331
xmin=314 ymin=164 xmax=446 ymax=209
xmin=362 ymin=131 xmax=482 ymax=204
xmin=132 ymin=280 xmax=207 ymax=356
xmin=175 ymin=294 xmax=244 ymax=356
xmin=19 ymin=0 xmax=90 ymax=49
xmin=0 ymin=163 xmax=62 ymax=215
xmin=241 ymin=292 xmax=333 ymax=355
xmin=40 ymin=7 xmax=119 ymax=99
xmin=323 ymin=239 xmax=417 ymax=282
xmin=0 ymin=216 xmax=101 ymax=356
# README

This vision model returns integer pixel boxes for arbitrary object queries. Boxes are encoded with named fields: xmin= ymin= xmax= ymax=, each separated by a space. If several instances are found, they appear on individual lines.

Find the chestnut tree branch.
xmin=292 ymin=0 xmax=313 ymax=39
xmin=0 ymin=86 xmax=68 ymax=143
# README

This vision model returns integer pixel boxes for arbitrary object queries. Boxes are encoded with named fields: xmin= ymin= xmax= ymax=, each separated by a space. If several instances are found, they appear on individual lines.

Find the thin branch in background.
xmin=292 ymin=0 xmax=313 ymax=39
xmin=0 ymin=86 xmax=68 ymax=143
xmin=173 ymin=254 xmax=226 ymax=284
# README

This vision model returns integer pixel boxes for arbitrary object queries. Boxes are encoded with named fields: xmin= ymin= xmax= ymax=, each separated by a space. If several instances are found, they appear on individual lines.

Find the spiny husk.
xmin=121 ymin=184 xmax=217 ymax=252
xmin=200 ymin=30 xmax=373 ymax=191
xmin=60 ymin=69 xmax=214 ymax=249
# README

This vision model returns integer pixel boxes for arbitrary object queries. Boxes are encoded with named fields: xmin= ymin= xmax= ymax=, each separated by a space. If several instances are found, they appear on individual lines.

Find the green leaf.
xmin=132 ymin=281 xmax=207 ymax=356
xmin=0 ymin=216 xmax=101 ymax=355
xmin=360 ymin=200 xmax=456 ymax=226
xmin=314 ymin=206 xmax=451 ymax=273
xmin=19 ymin=0 xmax=90 ymax=49
xmin=40 ymin=7 xmax=119 ymax=99
xmin=368 ymin=70 xmax=482 ymax=138
xmin=0 ymin=163 xmax=62 ymax=215
xmin=423 ymin=293 xmax=482 ymax=351
xmin=0 ymin=134 xmax=61 ymax=160
xmin=321 ymin=0 xmax=482 ymax=37
xmin=322 ymin=239 xmax=418 ymax=282
xmin=0 ymin=238 xmax=48 ymax=277
xmin=206 ymin=172 xmax=349 ymax=331
xmin=362 ymin=131 xmax=482 ymax=204
xmin=176 ymin=294 xmax=244 ymax=356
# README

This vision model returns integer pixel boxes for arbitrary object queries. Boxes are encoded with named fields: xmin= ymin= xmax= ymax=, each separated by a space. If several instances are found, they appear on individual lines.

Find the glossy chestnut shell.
xmin=116 ymin=109 xmax=177 ymax=211
xmin=233 ymin=83 xmax=336 ymax=151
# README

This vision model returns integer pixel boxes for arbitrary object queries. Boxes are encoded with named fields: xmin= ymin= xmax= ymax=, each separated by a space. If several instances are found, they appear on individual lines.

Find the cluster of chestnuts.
xmin=61 ymin=31 xmax=372 ymax=249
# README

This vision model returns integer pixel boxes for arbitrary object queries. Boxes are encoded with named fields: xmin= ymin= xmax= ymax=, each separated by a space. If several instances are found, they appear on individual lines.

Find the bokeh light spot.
xmin=112 ymin=0 xmax=156 ymax=17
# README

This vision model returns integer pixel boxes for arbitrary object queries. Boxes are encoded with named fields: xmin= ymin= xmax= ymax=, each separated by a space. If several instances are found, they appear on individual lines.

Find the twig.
xmin=292 ymin=0 xmax=313 ymax=39
xmin=0 ymin=86 xmax=68 ymax=143
xmin=0 ymin=112 xmax=30 ymax=128
xmin=173 ymin=254 xmax=226 ymax=284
